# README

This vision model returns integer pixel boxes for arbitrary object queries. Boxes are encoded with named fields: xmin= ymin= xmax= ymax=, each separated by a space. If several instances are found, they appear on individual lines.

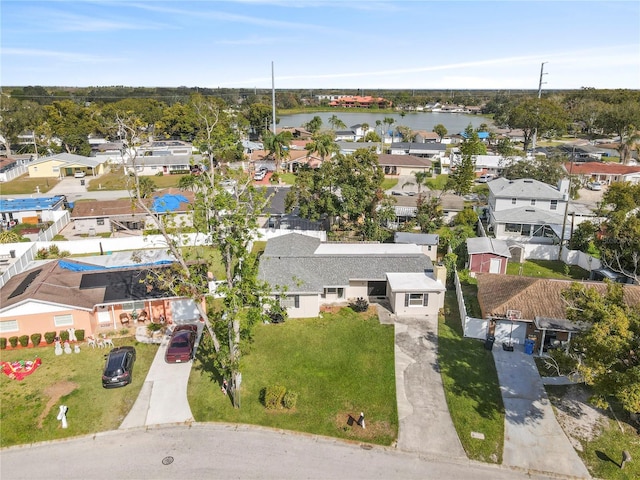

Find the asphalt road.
xmin=0 ymin=424 xmax=558 ymax=480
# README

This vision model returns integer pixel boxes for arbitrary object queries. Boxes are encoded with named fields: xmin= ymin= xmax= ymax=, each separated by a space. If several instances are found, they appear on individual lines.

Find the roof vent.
xmin=524 ymin=180 xmax=533 ymax=183
xmin=525 ymin=209 xmax=535 ymax=212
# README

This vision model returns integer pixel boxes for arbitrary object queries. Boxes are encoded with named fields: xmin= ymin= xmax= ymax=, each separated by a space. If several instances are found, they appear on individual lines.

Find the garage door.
xmin=170 ymin=299 xmax=200 ymax=323
xmin=494 ymin=320 xmax=526 ymax=345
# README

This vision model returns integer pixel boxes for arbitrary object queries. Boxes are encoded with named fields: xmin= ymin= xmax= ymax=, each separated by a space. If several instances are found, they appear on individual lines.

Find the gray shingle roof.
xmin=488 ymin=178 xmax=564 ymax=200
xmin=492 ymin=206 xmax=564 ymax=225
xmin=258 ymin=233 xmax=433 ymax=293
xmin=466 ymin=237 xmax=511 ymax=257
xmin=30 ymin=153 xmax=103 ymax=167
xmin=394 ymin=232 xmax=439 ymax=245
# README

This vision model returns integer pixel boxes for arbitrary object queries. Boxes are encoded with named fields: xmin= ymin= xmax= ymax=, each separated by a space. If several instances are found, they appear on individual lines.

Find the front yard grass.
xmin=87 ymin=170 xmax=189 ymax=191
xmin=0 ymin=174 xmax=59 ymax=195
xmin=0 ymin=337 xmax=158 ymax=448
xmin=188 ymin=308 xmax=398 ymax=446
xmin=507 ymin=259 xmax=589 ymax=279
xmin=439 ymin=290 xmax=505 ymax=463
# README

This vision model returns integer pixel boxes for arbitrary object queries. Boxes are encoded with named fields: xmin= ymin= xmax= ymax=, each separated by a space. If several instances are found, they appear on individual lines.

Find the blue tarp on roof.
xmin=59 ymin=259 xmax=174 ymax=272
xmin=152 ymin=194 xmax=189 ymax=213
xmin=460 ymin=131 xmax=490 ymax=140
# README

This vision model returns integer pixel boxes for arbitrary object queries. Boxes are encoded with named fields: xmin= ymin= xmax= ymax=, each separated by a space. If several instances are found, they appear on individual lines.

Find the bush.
xmin=264 ymin=384 xmax=287 ymax=409
xmin=44 ymin=331 xmax=57 ymax=344
xmin=8 ymin=336 xmax=19 ymax=348
xmin=18 ymin=335 xmax=29 ymax=347
xmin=270 ymin=172 xmax=280 ymax=184
xmin=349 ymin=297 xmax=369 ymax=313
xmin=30 ymin=333 xmax=42 ymax=347
xmin=75 ymin=329 xmax=85 ymax=341
xmin=0 ymin=338 xmax=7 ymax=350
xmin=60 ymin=330 xmax=70 ymax=342
xmin=283 ymin=391 xmax=299 ymax=409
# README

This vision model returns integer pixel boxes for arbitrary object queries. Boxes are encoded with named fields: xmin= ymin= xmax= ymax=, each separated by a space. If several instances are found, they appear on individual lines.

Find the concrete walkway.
xmin=394 ymin=315 xmax=466 ymax=459
xmin=493 ymin=346 xmax=591 ymax=479
xmin=119 ymin=331 xmax=194 ymax=429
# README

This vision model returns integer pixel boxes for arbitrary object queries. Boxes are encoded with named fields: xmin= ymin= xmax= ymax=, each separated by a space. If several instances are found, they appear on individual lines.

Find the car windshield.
xmin=172 ymin=340 xmax=189 ymax=348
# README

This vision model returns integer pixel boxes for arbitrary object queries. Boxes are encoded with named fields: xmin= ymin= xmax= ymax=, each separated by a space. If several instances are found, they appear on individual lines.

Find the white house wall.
xmin=286 ymin=294 xmax=319 ymax=319
xmin=389 ymin=290 xmax=444 ymax=317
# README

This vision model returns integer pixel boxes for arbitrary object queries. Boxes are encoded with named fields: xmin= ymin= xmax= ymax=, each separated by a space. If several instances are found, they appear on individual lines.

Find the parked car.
xmin=587 ymin=181 xmax=603 ymax=191
xmin=165 ymin=324 xmax=198 ymax=363
xmin=74 ymin=171 xmax=86 ymax=178
xmin=476 ymin=174 xmax=495 ymax=183
xmin=102 ymin=346 xmax=136 ymax=388
xmin=253 ymin=168 xmax=267 ymax=181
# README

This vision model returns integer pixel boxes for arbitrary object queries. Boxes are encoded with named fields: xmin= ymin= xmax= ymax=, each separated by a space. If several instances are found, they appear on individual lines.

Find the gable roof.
xmin=29 ymin=153 xmax=103 ymax=168
xmin=258 ymin=233 xmax=433 ymax=294
xmin=563 ymin=162 xmax=640 ymax=176
xmin=377 ymin=154 xmax=432 ymax=168
xmin=466 ymin=237 xmax=511 ymax=257
xmin=394 ymin=232 xmax=439 ymax=245
xmin=476 ymin=274 xmax=640 ymax=321
xmin=488 ymin=178 xmax=564 ymax=200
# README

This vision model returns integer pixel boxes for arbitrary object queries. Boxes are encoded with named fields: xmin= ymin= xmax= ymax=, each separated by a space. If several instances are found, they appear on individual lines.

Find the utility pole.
xmin=531 ymin=62 xmax=547 ymax=154
xmin=271 ymin=61 xmax=276 ymax=135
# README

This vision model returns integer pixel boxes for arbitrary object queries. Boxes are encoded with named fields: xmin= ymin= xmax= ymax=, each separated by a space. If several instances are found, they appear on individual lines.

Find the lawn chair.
xmin=119 ymin=312 xmax=131 ymax=326
xmin=137 ymin=310 xmax=149 ymax=323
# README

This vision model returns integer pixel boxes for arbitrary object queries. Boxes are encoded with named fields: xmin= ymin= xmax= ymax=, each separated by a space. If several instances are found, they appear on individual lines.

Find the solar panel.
xmin=8 ymin=269 xmax=43 ymax=299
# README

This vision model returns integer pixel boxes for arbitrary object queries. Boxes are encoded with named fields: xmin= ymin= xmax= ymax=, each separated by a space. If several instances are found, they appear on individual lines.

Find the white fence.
xmin=37 ymin=210 xmax=70 ymax=241
xmin=453 ymin=269 xmax=489 ymax=340
xmin=0 ymin=243 xmax=37 ymax=288
xmin=0 ymin=165 xmax=28 ymax=183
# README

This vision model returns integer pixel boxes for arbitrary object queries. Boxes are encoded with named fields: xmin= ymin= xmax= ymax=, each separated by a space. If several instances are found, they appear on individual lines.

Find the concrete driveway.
xmin=393 ymin=314 xmax=466 ymax=459
xmin=493 ymin=346 xmax=591 ymax=479
xmin=119 ymin=328 xmax=195 ymax=429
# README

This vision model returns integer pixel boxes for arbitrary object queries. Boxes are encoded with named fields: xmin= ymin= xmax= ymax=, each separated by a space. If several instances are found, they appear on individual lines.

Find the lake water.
xmin=278 ymin=111 xmax=491 ymax=134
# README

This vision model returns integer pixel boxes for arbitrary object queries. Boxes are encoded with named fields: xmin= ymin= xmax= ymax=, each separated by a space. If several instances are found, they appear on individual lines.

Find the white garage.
xmin=494 ymin=320 xmax=527 ymax=345
xmin=170 ymin=299 xmax=200 ymax=323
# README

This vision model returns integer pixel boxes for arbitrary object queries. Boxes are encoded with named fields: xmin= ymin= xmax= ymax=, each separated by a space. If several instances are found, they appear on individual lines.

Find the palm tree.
xmin=402 ymin=170 xmax=431 ymax=197
xmin=361 ymin=123 xmax=369 ymax=141
xmin=618 ymin=128 xmax=640 ymax=165
xmin=375 ymin=120 xmax=383 ymax=138
xmin=264 ymin=130 xmax=293 ymax=172
xmin=328 ymin=115 xmax=346 ymax=131
xmin=383 ymin=117 xmax=395 ymax=142
xmin=305 ymin=131 xmax=338 ymax=164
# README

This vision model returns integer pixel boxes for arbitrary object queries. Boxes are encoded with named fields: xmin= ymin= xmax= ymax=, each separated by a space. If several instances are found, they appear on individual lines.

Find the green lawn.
xmin=188 ymin=308 xmax=398 ymax=445
xmin=506 ymin=259 xmax=589 ymax=279
xmin=426 ymin=174 xmax=449 ymax=191
xmin=381 ymin=178 xmax=398 ymax=190
xmin=87 ymin=170 xmax=189 ymax=191
xmin=0 ymin=337 xmax=158 ymax=448
xmin=545 ymin=385 xmax=640 ymax=480
xmin=0 ymin=174 xmax=59 ymax=195
xmin=439 ymin=290 xmax=504 ymax=463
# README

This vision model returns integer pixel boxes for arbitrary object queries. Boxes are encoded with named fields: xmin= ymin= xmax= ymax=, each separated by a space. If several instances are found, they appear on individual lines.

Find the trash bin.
xmin=80 ymin=179 xmax=85 ymax=186
xmin=484 ymin=335 xmax=495 ymax=350
xmin=524 ymin=339 xmax=535 ymax=355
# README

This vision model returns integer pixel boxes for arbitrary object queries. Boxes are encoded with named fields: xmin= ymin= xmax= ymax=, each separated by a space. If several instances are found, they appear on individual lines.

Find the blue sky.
xmin=2 ymin=1 xmax=639 ymax=89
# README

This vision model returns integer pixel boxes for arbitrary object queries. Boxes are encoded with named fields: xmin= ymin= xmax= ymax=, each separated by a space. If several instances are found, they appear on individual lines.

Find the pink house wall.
xmin=2 ymin=309 xmax=93 ymax=345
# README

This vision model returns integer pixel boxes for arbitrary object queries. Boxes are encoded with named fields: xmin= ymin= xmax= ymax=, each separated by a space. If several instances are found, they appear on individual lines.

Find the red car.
xmin=165 ymin=324 xmax=198 ymax=363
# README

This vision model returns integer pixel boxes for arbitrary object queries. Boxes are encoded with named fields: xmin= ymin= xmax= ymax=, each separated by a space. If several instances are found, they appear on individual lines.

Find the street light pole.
xmin=531 ymin=62 xmax=548 ymax=154
xmin=558 ymin=147 xmax=575 ymax=260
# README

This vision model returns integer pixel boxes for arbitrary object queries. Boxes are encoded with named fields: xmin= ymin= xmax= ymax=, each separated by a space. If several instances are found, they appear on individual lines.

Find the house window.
xmin=96 ymin=218 xmax=105 ymax=226
xmin=505 ymin=223 xmax=521 ymax=233
xmin=530 ymin=199 xmax=536 ymax=206
xmin=0 ymin=320 xmax=19 ymax=333
xmin=550 ymin=200 xmax=558 ymax=210
xmin=280 ymin=295 xmax=300 ymax=309
xmin=325 ymin=287 xmax=344 ymax=298
xmin=53 ymin=167 xmax=59 ymax=173
xmin=122 ymin=301 xmax=145 ymax=311
xmin=511 ymin=198 xmax=516 ymax=205
xmin=404 ymin=293 xmax=428 ymax=307
xmin=54 ymin=314 xmax=74 ymax=327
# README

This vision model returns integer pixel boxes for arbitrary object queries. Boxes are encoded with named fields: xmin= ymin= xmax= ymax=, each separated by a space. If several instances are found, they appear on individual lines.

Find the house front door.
xmin=367 ymin=281 xmax=386 ymax=297
xmin=489 ymin=258 xmax=501 ymax=274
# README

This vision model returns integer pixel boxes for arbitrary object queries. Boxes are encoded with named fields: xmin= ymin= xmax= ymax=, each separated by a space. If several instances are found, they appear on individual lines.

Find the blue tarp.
xmin=59 ymin=259 xmax=174 ymax=272
xmin=152 ymin=194 xmax=188 ymax=213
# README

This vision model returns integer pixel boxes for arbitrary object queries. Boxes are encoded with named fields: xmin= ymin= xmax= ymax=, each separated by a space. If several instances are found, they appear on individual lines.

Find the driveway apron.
xmin=493 ymin=347 xmax=590 ymax=478
xmin=119 ymin=334 xmax=194 ymax=429
xmin=394 ymin=315 xmax=466 ymax=459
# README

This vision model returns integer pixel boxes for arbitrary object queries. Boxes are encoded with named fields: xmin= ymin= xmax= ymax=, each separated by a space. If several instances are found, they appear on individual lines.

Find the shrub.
xmin=0 ymin=338 xmax=7 ymax=350
xmin=44 ymin=331 xmax=57 ymax=344
xmin=8 ymin=336 xmax=19 ymax=348
xmin=147 ymin=323 xmax=164 ymax=333
xmin=283 ymin=391 xmax=299 ymax=409
xmin=60 ymin=330 xmax=70 ymax=342
xmin=349 ymin=297 xmax=369 ymax=313
xmin=75 ymin=329 xmax=85 ymax=342
xmin=30 ymin=333 xmax=42 ymax=347
xmin=264 ymin=384 xmax=287 ymax=409
xmin=18 ymin=335 xmax=29 ymax=347
xmin=270 ymin=172 xmax=280 ymax=184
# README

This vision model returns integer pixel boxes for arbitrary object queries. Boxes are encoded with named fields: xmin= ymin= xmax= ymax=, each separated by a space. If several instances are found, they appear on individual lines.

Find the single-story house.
xmin=394 ymin=232 xmax=439 ymax=262
xmin=387 ymin=142 xmax=446 ymax=159
xmin=476 ymin=273 xmax=640 ymax=354
xmin=0 ymin=195 xmax=67 ymax=226
xmin=135 ymin=140 xmax=195 ymax=157
xmin=466 ymin=237 xmax=511 ymax=274
xmin=389 ymin=191 xmax=465 ymax=227
xmin=378 ymin=154 xmax=432 ymax=176
xmin=70 ymin=189 xmax=193 ymax=235
xmin=0 ymin=257 xmax=205 ymax=342
xmin=257 ymin=233 xmax=446 ymax=319
xmin=335 ymin=141 xmax=382 ymax=156
xmin=125 ymin=154 xmax=204 ymax=176
xmin=27 ymin=153 xmax=106 ymax=178
xmin=412 ymin=131 xmax=441 ymax=143
xmin=563 ymin=161 xmax=640 ymax=186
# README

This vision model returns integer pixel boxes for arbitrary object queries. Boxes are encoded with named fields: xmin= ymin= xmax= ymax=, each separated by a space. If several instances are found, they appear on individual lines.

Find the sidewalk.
xmin=493 ymin=346 xmax=591 ymax=478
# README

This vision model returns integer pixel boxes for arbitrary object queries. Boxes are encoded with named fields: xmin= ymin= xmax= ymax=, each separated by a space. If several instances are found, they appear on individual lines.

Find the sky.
xmin=1 ymin=0 xmax=639 ymax=90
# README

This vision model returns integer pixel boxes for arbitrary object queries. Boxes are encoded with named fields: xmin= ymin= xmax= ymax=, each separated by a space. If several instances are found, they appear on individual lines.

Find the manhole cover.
xmin=360 ymin=444 xmax=373 ymax=450
xmin=162 ymin=456 xmax=174 ymax=465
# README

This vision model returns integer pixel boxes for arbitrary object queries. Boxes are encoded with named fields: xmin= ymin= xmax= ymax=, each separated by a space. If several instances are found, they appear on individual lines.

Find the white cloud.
xmin=1 ymin=48 xmax=122 ymax=64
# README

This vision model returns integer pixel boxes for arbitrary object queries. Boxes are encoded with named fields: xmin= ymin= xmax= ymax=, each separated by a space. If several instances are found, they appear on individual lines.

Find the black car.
xmin=102 ymin=346 xmax=136 ymax=388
